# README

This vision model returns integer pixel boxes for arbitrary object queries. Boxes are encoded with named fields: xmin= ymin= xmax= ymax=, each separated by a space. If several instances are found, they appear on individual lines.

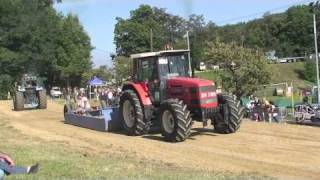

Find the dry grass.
xmin=0 ymin=109 xmax=272 ymax=180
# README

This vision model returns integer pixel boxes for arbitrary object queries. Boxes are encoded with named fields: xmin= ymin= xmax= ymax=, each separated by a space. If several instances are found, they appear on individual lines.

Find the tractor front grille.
xmin=192 ymin=107 xmax=219 ymax=120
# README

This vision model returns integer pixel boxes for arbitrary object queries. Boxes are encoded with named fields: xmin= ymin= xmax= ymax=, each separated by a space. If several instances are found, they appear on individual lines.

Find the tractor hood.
xmin=166 ymin=77 xmax=218 ymax=109
xmin=166 ymin=77 xmax=214 ymax=88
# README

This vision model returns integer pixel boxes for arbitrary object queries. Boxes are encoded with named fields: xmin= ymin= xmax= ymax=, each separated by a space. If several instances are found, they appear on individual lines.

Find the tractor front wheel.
xmin=213 ymin=94 xmax=243 ymax=134
xmin=160 ymin=99 xmax=192 ymax=142
xmin=38 ymin=90 xmax=47 ymax=109
xmin=13 ymin=91 xmax=24 ymax=111
xmin=120 ymin=90 xmax=147 ymax=135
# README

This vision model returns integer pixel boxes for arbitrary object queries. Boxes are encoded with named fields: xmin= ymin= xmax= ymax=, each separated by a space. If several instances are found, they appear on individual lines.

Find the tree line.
xmin=0 ymin=2 xmax=317 ymax=99
xmin=0 ymin=0 xmax=92 ymax=99
xmin=114 ymin=4 xmax=318 ymax=61
xmin=113 ymin=4 xmax=320 ymax=96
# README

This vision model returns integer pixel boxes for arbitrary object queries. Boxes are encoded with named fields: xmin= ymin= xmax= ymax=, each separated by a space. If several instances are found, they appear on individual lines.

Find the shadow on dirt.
xmin=11 ymin=108 xmax=41 ymax=111
xmin=142 ymin=128 xmax=217 ymax=142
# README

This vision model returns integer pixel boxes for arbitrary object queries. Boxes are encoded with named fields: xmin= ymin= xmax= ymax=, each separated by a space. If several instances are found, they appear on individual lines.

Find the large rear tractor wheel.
xmin=38 ymin=90 xmax=47 ymax=109
xmin=160 ymin=99 xmax=192 ymax=142
xmin=213 ymin=94 xmax=244 ymax=134
xmin=120 ymin=90 xmax=147 ymax=135
xmin=13 ymin=91 xmax=24 ymax=111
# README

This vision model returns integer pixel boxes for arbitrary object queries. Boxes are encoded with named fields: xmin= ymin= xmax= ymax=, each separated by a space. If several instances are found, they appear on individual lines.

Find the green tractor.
xmin=13 ymin=74 xmax=47 ymax=111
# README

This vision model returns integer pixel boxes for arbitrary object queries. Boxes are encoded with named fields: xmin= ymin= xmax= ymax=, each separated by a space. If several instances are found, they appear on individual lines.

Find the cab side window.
xmin=137 ymin=57 xmax=158 ymax=82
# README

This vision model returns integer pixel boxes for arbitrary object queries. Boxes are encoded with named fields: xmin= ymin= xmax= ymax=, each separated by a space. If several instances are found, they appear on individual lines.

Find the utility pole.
xmin=186 ymin=31 xmax=192 ymax=77
xmin=313 ymin=13 xmax=320 ymax=103
xmin=150 ymin=28 xmax=153 ymax=52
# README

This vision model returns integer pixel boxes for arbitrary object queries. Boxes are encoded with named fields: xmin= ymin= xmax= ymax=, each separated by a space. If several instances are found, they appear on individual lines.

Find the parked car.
xmin=294 ymin=104 xmax=320 ymax=122
xmin=50 ymin=87 xmax=62 ymax=98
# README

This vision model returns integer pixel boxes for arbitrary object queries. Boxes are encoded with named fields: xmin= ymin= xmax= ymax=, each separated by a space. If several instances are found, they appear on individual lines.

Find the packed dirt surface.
xmin=0 ymin=100 xmax=320 ymax=180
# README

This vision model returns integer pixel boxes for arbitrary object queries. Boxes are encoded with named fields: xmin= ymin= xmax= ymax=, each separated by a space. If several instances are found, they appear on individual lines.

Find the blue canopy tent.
xmin=88 ymin=76 xmax=105 ymax=99
xmin=88 ymin=76 xmax=104 ymax=86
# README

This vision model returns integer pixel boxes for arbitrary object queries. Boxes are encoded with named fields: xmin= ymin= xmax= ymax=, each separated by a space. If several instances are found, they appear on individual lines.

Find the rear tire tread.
xmin=160 ymin=99 xmax=192 ymax=142
xmin=13 ymin=91 xmax=24 ymax=111
xmin=120 ymin=90 xmax=147 ymax=136
xmin=38 ymin=90 xmax=47 ymax=109
xmin=214 ymin=94 xmax=244 ymax=134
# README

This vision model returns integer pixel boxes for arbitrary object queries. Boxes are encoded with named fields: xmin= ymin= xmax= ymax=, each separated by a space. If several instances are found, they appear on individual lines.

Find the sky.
xmin=54 ymin=0 xmax=313 ymax=67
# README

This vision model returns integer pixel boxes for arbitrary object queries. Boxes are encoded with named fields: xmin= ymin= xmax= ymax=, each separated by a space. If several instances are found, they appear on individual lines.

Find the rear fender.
xmin=122 ymin=82 xmax=152 ymax=106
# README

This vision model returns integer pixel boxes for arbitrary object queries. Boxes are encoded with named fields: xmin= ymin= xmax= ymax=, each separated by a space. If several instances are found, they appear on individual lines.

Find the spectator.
xmin=270 ymin=102 xmax=279 ymax=123
xmin=252 ymin=99 xmax=263 ymax=121
xmin=0 ymin=151 xmax=39 ymax=180
xmin=72 ymin=87 xmax=79 ymax=102
xmin=67 ymin=87 xmax=72 ymax=101
xmin=107 ymin=89 xmax=114 ymax=106
xmin=262 ymin=98 xmax=270 ymax=122
xmin=117 ymin=87 xmax=122 ymax=94
xmin=76 ymin=92 xmax=91 ymax=114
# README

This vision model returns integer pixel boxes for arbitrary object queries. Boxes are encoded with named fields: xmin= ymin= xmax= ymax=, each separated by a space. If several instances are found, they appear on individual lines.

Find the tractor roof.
xmin=130 ymin=50 xmax=189 ymax=59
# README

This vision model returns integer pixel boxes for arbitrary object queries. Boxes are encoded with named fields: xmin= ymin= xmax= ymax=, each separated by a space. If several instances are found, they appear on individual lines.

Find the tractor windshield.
xmin=159 ymin=54 xmax=189 ymax=78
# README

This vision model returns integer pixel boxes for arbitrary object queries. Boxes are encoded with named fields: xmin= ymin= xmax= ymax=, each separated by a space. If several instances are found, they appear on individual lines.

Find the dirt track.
xmin=1 ymin=100 xmax=320 ymax=180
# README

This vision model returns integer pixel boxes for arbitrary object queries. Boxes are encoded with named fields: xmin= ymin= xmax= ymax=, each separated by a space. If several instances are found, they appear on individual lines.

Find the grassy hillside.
xmin=267 ymin=62 xmax=313 ymax=88
xmin=196 ymin=62 xmax=313 ymax=88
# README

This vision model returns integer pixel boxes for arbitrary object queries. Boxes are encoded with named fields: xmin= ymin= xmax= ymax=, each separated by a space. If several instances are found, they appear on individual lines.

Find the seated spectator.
xmin=0 ymin=151 xmax=39 ymax=180
xmin=76 ymin=92 xmax=91 ymax=114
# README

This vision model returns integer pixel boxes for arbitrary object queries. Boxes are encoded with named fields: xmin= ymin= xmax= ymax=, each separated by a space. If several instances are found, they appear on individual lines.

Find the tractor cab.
xmin=20 ymin=75 xmax=37 ymax=89
xmin=131 ymin=50 xmax=191 ymax=103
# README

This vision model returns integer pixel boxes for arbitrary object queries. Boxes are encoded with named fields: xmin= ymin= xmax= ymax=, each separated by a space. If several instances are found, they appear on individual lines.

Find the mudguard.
xmin=122 ymin=82 xmax=152 ymax=106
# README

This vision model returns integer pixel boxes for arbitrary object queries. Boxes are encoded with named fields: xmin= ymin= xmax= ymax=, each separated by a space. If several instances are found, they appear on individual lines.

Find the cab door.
xmin=135 ymin=57 xmax=161 ymax=104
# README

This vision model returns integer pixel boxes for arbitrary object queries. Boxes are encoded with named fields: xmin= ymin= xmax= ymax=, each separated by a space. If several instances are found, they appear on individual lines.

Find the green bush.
xmin=304 ymin=60 xmax=316 ymax=83
xmin=0 ymin=74 xmax=13 ymax=100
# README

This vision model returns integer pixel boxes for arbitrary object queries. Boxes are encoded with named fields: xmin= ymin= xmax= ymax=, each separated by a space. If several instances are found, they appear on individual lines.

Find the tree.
xmin=204 ymin=40 xmax=270 ymax=97
xmin=114 ymin=5 xmax=187 ymax=56
xmin=56 ymin=14 xmax=92 ymax=87
xmin=0 ymin=0 xmax=93 ymax=99
xmin=112 ymin=56 xmax=132 ymax=85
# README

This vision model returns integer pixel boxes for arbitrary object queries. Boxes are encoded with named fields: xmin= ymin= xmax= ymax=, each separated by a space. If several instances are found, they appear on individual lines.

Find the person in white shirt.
xmin=107 ymin=89 xmax=114 ymax=106
xmin=76 ymin=92 xmax=91 ymax=114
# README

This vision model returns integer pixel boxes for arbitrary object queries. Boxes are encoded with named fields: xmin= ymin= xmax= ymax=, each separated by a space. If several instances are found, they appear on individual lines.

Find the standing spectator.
xmin=62 ymin=88 xmax=67 ymax=100
xmin=73 ymin=87 xmax=79 ymax=102
xmin=66 ymin=87 xmax=72 ymax=101
xmin=262 ymin=98 xmax=270 ymax=122
xmin=97 ymin=87 xmax=102 ymax=100
xmin=270 ymin=102 xmax=279 ymax=123
xmin=107 ymin=88 xmax=114 ymax=106
xmin=117 ymin=87 xmax=122 ymax=94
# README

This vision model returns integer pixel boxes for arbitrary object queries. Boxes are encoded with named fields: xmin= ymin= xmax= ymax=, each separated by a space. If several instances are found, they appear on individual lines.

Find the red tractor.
xmin=120 ymin=50 xmax=243 ymax=142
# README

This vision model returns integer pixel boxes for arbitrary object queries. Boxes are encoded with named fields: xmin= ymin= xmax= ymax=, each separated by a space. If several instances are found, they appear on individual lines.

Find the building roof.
xmin=130 ymin=50 xmax=189 ymax=59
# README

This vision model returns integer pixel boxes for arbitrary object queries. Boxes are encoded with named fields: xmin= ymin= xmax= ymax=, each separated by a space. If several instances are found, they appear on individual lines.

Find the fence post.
xmin=291 ymin=82 xmax=295 ymax=117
